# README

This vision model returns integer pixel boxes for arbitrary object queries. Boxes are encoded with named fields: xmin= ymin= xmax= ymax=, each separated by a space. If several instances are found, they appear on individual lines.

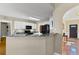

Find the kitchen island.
xmin=6 ymin=34 xmax=54 ymax=55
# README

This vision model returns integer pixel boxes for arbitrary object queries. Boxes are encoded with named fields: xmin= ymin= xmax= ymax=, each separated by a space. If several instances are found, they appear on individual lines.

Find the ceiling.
xmin=0 ymin=3 xmax=53 ymax=21
xmin=63 ymin=5 xmax=79 ymax=20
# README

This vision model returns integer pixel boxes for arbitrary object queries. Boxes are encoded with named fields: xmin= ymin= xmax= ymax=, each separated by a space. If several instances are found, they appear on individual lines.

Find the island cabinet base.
xmin=6 ymin=36 xmax=54 ymax=55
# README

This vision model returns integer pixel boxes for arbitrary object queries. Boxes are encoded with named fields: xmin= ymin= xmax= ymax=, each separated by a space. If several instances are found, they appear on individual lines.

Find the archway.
xmin=52 ymin=4 xmax=79 ymax=54
xmin=63 ymin=5 xmax=79 ymax=38
xmin=53 ymin=3 xmax=79 ymax=34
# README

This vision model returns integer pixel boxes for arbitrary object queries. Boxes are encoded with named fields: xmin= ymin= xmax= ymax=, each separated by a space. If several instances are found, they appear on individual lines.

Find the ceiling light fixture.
xmin=28 ymin=17 xmax=40 ymax=21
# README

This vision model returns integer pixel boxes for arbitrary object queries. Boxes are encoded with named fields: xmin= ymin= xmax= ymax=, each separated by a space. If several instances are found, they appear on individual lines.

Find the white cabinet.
xmin=14 ymin=21 xmax=36 ymax=30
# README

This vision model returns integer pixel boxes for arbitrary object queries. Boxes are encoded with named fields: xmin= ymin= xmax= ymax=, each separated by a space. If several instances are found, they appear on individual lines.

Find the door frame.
xmin=69 ymin=24 xmax=78 ymax=38
xmin=1 ymin=22 xmax=10 ymax=36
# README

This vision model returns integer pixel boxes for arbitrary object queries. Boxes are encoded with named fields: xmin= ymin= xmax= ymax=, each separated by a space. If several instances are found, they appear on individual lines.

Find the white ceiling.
xmin=63 ymin=5 xmax=79 ymax=20
xmin=0 ymin=3 xmax=53 ymax=21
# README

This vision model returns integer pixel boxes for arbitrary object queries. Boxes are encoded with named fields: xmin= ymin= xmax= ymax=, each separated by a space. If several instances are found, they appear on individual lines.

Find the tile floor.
xmin=62 ymin=38 xmax=79 ymax=55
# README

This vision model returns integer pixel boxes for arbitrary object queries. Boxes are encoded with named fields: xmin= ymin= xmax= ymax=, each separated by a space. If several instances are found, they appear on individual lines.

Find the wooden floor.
xmin=0 ymin=37 xmax=6 ymax=55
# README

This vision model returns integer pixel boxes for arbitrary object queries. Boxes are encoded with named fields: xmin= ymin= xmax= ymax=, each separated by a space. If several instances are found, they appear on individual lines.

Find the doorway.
xmin=1 ymin=22 xmax=10 ymax=36
xmin=69 ymin=24 xmax=77 ymax=38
